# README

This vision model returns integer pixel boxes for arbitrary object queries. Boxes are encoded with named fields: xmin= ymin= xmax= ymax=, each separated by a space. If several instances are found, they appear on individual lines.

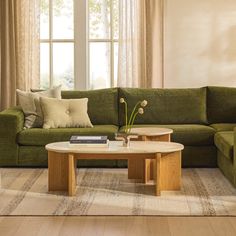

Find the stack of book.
xmin=69 ymin=135 xmax=109 ymax=147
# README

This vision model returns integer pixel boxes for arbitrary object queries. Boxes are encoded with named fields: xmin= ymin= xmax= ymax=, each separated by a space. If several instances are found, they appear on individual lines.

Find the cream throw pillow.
xmin=16 ymin=86 xmax=61 ymax=128
xmin=40 ymin=97 xmax=93 ymax=129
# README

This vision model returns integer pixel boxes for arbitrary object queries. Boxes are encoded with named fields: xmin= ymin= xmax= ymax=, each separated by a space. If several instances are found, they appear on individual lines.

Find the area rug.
xmin=0 ymin=168 xmax=236 ymax=216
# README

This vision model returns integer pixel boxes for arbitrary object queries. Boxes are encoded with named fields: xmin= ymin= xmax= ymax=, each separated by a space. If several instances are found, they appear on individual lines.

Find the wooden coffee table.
xmin=46 ymin=141 xmax=183 ymax=197
xmin=129 ymin=127 xmax=173 ymax=181
xmin=130 ymin=127 xmax=173 ymax=142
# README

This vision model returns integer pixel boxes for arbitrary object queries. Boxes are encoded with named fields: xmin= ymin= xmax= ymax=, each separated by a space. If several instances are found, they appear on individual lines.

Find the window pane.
xmin=113 ymin=0 xmax=119 ymax=39
xmin=89 ymin=42 xmax=111 ymax=89
xmin=53 ymin=43 xmax=74 ymax=89
xmin=40 ymin=0 xmax=49 ymax=39
xmin=113 ymin=42 xmax=118 ymax=87
xmin=89 ymin=0 xmax=110 ymax=39
xmin=53 ymin=0 xmax=74 ymax=39
xmin=40 ymin=43 xmax=50 ymax=89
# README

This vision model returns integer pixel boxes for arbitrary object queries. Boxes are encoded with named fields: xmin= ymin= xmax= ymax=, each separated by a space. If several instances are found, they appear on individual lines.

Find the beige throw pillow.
xmin=16 ymin=86 xmax=61 ymax=128
xmin=40 ymin=97 xmax=93 ymax=129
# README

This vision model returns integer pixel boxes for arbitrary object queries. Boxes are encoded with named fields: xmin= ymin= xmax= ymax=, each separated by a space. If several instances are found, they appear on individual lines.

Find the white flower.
xmin=120 ymin=98 xmax=125 ymax=103
xmin=138 ymin=108 xmax=144 ymax=114
xmin=141 ymin=100 xmax=147 ymax=107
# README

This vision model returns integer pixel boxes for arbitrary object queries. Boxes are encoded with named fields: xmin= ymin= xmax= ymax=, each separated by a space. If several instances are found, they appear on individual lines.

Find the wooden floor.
xmin=0 ymin=216 xmax=236 ymax=236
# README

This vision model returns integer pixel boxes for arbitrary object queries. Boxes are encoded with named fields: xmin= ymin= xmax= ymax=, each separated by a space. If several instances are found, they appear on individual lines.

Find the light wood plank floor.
xmin=0 ymin=217 xmax=236 ymax=236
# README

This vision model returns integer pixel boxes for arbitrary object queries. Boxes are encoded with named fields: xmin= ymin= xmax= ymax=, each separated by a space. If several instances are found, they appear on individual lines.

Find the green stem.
xmin=127 ymin=101 xmax=141 ymax=132
xmin=128 ymin=111 xmax=139 ymax=133
xmin=124 ymin=101 xmax=128 ymax=133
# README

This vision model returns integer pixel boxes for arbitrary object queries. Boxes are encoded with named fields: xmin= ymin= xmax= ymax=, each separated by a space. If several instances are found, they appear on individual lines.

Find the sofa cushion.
xmin=210 ymin=123 xmax=236 ymax=132
xmin=207 ymin=86 xmax=236 ymax=124
xmin=214 ymin=131 xmax=234 ymax=160
xmin=17 ymin=85 xmax=61 ymax=128
xmin=119 ymin=124 xmax=215 ymax=146
xmin=61 ymin=88 xmax=118 ymax=125
xmin=18 ymin=125 xmax=119 ymax=146
xmin=119 ymin=88 xmax=207 ymax=125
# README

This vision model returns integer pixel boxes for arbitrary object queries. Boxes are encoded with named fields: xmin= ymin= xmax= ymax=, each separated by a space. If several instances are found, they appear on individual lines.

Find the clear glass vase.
xmin=115 ymin=132 xmax=138 ymax=147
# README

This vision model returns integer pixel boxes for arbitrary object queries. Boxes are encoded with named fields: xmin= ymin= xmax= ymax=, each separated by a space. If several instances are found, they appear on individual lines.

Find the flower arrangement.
xmin=120 ymin=98 xmax=148 ymax=133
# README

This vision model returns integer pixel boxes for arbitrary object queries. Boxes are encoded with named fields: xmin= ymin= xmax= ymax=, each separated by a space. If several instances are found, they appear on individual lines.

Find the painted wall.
xmin=164 ymin=0 xmax=236 ymax=88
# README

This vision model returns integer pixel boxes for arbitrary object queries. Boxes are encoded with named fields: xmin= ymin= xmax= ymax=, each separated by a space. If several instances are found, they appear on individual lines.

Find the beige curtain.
xmin=0 ymin=0 xmax=40 ymax=111
xmin=117 ymin=0 xmax=164 ymax=88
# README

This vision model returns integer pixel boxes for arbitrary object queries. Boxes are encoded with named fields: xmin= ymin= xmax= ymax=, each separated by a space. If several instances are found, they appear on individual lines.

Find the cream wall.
xmin=164 ymin=0 xmax=236 ymax=88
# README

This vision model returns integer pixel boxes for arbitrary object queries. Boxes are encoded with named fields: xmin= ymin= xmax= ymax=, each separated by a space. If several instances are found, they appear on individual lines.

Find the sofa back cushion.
xmin=119 ymin=87 xmax=208 ymax=125
xmin=62 ymin=88 xmax=119 ymax=125
xmin=207 ymin=86 xmax=236 ymax=123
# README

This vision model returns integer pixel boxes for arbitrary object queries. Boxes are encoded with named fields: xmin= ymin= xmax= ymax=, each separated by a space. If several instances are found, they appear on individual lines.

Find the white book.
xmin=69 ymin=140 xmax=109 ymax=148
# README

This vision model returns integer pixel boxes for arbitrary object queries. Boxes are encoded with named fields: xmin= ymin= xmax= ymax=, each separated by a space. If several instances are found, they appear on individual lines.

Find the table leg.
xmin=68 ymin=154 xmax=77 ymax=196
xmin=144 ymin=134 xmax=171 ymax=182
xmin=144 ymin=159 xmax=152 ymax=183
xmin=128 ymin=159 xmax=145 ymax=182
xmin=153 ymin=151 xmax=181 ymax=196
xmin=48 ymin=151 xmax=69 ymax=192
xmin=154 ymin=153 xmax=161 ymax=196
xmin=159 ymin=151 xmax=181 ymax=191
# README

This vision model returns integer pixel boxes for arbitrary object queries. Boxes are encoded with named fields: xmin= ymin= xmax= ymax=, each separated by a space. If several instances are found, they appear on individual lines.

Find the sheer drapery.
xmin=0 ymin=0 xmax=40 ymax=111
xmin=117 ymin=0 xmax=163 ymax=88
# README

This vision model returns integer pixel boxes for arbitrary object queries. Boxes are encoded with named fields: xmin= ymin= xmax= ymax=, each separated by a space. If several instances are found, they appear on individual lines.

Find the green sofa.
xmin=1 ymin=86 xmax=236 ymax=186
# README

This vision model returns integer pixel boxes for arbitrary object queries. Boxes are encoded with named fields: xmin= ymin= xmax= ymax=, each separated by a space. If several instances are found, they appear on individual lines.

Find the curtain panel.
xmin=0 ymin=0 xmax=40 ymax=111
xmin=117 ymin=0 xmax=164 ymax=88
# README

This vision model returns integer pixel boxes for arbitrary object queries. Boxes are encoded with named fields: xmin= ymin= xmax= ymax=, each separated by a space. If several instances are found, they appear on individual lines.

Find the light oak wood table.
xmin=46 ymin=141 xmax=183 ymax=197
xmin=129 ymin=127 xmax=173 ymax=182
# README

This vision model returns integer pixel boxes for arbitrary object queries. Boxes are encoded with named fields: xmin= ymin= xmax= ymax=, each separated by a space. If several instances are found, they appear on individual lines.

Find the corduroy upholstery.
xmin=210 ymin=123 xmax=236 ymax=132
xmin=207 ymin=86 xmax=236 ymax=123
xmin=62 ymin=88 xmax=119 ymax=125
xmin=214 ymin=132 xmax=234 ymax=160
xmin=119 ymin=124 xmax=215 ymax=146
xmin=18 ymin=125 xmax=118 ymax=146
xmin=119 ymin=87 xmax=208 ymax=125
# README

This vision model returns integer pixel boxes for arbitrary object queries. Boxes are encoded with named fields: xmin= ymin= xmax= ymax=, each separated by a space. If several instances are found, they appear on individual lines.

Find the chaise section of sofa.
xmin=207 ymin=86 xmax=236 ymax=187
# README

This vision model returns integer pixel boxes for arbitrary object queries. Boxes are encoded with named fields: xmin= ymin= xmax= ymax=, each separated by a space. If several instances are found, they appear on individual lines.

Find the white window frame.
xmin=40 ymin=0 xmax=118 ymax=90
xmin=40 ymin=0 xmax=76 ymax=89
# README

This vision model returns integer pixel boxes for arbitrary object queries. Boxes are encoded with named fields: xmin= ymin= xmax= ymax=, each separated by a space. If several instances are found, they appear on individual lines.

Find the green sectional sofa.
xmin=0 ymin=86 xmax=236 ymax=187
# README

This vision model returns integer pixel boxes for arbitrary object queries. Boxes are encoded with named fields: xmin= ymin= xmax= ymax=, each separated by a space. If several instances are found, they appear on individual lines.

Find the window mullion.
xmin=49 ymin=0 xmax=53 ymax=88
xmin=110 ymin=0 xmax=114 ymax=88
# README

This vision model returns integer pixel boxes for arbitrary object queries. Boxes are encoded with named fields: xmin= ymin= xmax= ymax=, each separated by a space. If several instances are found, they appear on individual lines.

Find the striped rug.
xmin=0 ymin=168 xmax=236 ymax=216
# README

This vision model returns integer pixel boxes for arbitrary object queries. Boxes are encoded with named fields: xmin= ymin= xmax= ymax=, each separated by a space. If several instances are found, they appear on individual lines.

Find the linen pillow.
xmin=40 ymin=97 xmax=93 ymax=129
xmin=16 ymin=85 xmax=61 ymax=128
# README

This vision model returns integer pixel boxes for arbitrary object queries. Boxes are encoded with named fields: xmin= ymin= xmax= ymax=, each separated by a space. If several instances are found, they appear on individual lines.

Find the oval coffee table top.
xmin=46 ymin=141 xmax=184 ymax=154
xmin=130 ymin=127 xmax=173 ymax=136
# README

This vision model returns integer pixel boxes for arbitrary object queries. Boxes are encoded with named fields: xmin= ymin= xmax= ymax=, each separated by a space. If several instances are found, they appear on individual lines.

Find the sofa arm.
xmin=0 ymin=106 xmax=24 ymax=166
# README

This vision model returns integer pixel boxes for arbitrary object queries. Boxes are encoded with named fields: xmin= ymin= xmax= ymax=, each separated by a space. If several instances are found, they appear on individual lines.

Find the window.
xmin=40 ymin=0 xmax=74 ymax=90
xmin=40 ymin=0 xmax=119 ymax=90
xmin=88 ymin=0 xmax=119 ymax=89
